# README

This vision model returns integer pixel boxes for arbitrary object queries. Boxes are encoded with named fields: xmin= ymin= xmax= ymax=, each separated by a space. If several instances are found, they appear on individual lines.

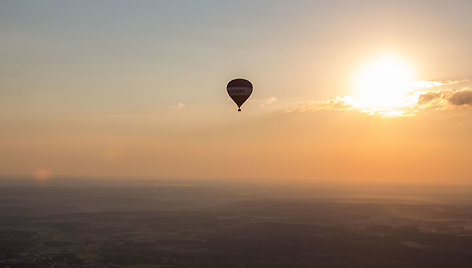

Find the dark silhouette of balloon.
xmin=227 ymin=78 xmax=253 ymax=111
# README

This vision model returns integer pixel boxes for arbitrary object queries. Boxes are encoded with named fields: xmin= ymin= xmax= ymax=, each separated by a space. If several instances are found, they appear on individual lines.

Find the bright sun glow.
xmin=354 ymin=54 xmax=415 ymax=109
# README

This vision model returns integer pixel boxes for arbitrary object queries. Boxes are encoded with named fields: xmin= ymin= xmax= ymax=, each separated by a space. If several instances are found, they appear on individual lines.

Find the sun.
xmin=354 ymin=54 xmax=414 ymax=108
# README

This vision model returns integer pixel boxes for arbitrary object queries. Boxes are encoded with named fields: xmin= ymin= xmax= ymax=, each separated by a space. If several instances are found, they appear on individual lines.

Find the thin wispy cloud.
xmin=169 ymin=102 xmax=185 ymax=111
xmin=285 ymin=96 xmax=356 ymax=113
xmin=266 ymin=96 xmax=277 ymax=105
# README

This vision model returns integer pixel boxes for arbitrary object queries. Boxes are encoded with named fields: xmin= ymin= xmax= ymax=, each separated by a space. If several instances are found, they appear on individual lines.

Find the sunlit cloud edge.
xmin=285 ymin=80 xmax=472 ymax=118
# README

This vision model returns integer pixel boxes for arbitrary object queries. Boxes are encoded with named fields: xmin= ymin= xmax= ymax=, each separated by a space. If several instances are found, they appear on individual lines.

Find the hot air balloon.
xmin=227 ymin=78 xmax=253 ymax=111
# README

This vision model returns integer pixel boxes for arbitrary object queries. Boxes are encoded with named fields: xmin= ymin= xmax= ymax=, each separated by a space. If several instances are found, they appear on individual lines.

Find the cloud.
xmin=169 ymin=102 xmax=185 ymax=111
xmin=448 ymin=90 xmax=472 ymax=106
xmin=286 ymin=96 xmax=356 ymax=113
xmin=418 ymin=92 xmax=442 ymax=105
xmin=252 ymin=97 xmax=279 ymax=110
xmin=415 ymin=80 xmax=472 ymax=110
xmin=266 ymin=96 xmax=277 ymax=105
xmin=284 ymin=79 xmax=472 ymax=117
xmin=285 ymin=96 xmax=418 ymax=117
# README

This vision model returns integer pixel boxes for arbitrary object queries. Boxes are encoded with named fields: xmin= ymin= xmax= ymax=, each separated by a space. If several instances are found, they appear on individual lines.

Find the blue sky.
xmin=2 ymin=0 xmax=472 ymax=113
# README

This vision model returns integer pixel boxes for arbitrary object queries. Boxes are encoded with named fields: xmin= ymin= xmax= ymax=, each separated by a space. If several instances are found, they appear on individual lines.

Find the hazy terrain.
xmin=1 ymin=177 xmax=472 ymax=267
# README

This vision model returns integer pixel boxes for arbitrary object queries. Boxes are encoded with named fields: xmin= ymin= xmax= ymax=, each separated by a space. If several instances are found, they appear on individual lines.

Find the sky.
xmin=1 ymin=0 xmax=472 ymax=183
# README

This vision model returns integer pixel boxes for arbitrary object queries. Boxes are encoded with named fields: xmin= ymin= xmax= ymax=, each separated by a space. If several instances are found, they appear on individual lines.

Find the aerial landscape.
xmin=1 ymin=1 xmax=472 ymax=267
xmin=1 ymin=178 xmax=472 ymax=267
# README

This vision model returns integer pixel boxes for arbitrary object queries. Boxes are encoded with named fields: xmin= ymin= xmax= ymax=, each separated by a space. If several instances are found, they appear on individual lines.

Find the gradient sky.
xmin=1 ymin=0 xmax=472 ymax=183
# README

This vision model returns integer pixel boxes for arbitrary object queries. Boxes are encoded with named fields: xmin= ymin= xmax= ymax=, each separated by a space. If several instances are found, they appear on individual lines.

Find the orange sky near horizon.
xmin=2 ymin=103 xmax=472 ymax=183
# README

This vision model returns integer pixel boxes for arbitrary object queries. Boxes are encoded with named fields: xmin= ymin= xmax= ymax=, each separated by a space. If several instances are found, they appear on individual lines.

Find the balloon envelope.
xmin=227 ymin=79 xmax=253 ymax=111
